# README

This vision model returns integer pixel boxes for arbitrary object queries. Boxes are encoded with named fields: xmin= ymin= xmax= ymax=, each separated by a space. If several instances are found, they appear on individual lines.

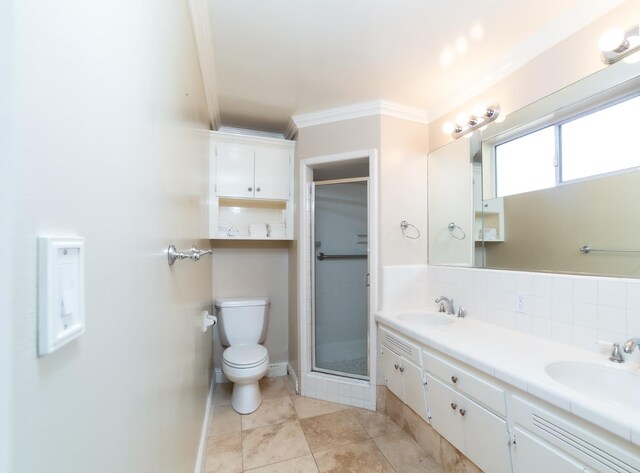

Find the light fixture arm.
xmin=601 ymin=25 xmax=640 ymax=65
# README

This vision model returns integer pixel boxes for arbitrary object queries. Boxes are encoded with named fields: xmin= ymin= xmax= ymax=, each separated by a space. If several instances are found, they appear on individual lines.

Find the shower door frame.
xmin=297 ymin=149 xmax=378 ymax=408
xmin=310 ymin=177 xmax=370 ymax=381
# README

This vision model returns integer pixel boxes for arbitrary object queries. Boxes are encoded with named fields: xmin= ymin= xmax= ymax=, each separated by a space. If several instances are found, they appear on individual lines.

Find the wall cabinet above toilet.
xmin=209 ymin=131 xmax=295 ymax=239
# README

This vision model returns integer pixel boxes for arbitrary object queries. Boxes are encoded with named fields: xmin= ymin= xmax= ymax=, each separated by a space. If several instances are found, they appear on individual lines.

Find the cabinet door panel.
xmin=460 ymin=395 xmax=511 ymax=473
xmin=254 ymin=146 xmax=290 ymax=200
xmin=513 ymin=427 xmax=583 ymax=473
xmin=425 ymin=374 xmax=464 ymax=451
xmin=216 ymin=141 xmax=254 ymax=198
xmin=402 ymin=360 xmax=428 ymax=422
xmin=380 ymin=346 xmax=404 ymax=401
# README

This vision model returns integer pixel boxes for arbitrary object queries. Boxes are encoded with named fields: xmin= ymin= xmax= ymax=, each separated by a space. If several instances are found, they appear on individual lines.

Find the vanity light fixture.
xmin=442 ymin=104 xmax=502 ymax=139
xmin=599 ymin=24 xmax=640 ymax=65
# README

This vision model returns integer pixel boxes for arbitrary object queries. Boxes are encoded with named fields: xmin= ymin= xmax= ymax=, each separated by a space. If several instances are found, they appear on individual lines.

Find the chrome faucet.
xmin=623 ymin=338 xmax=640 ymax=354
xmin=435 ymin=296 xmax=455 ymax=315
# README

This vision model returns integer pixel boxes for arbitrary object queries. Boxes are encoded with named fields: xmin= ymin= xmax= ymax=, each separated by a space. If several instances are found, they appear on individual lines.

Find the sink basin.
xmin=396 ymin=312 xmax=455 ymax=326
xmin=546 ymin=361 xmax=640 ymax=408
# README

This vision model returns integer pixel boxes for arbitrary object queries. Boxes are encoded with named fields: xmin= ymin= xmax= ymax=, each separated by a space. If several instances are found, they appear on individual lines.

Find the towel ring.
xmin=448 ymin=222 xmax=466 ymax=240
xmin=400 ymin=220 xmax=421 ymax=239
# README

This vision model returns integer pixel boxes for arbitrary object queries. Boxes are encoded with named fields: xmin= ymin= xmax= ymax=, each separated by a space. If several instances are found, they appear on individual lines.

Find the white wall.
xmin=5 ymin=1 xmax=213 ymax=472
xmin=211 ymin=242 xmax=290 ymax=375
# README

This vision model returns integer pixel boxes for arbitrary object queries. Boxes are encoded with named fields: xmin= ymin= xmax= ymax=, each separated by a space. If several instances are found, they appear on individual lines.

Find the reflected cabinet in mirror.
xmin=428 ymin=61 xmax=640 ymax=278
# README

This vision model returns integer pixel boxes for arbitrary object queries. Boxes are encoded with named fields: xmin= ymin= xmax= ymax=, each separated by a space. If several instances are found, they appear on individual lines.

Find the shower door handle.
xmin=365 ymin=272 xmax=370 ymax=287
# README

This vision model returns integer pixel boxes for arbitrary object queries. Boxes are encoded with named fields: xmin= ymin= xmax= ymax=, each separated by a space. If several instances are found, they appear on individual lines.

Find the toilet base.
xmin=231 ymin=381 xmax=262 ymax=414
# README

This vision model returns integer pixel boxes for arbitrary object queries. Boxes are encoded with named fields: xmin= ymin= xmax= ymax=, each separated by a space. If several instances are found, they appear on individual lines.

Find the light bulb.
xmin=472 ymin=103 xmax=486 ymax=118
xmin=599 ymin=27 xmax=626 ymax=52
xmin=623 ymin=35 xmax=640 ymax=63
xmin=456 ymin=113 xmax=469 ymax=126
xmin=440 ymin=48 xmax=454 ymax=66
xmin=455 ymin=37 xmax=468 ymax=54
xmin=469 ymin=22 xmax=484 ymax=41
xmin=442 ymin=122 xmax=456 ymax=134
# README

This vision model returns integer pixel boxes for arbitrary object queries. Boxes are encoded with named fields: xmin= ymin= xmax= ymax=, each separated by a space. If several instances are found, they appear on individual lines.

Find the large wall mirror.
xmin=428 ymin=61 xmax=640 ymax=278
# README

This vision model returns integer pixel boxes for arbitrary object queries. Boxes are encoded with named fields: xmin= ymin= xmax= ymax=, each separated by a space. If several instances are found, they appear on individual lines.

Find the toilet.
xmin=215 ymin=296 xmax=270 ymax=414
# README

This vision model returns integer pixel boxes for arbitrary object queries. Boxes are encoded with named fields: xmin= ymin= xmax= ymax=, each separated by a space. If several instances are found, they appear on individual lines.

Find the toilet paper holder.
xmin=202 ymin=311 xmax=217 ymax=333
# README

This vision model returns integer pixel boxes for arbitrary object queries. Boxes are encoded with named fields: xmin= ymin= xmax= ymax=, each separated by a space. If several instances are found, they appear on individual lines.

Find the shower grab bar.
xmin=317 ymin=252 xmax=367 ymax=261
xmin=579 ymin=245 xmax=640 ymax=254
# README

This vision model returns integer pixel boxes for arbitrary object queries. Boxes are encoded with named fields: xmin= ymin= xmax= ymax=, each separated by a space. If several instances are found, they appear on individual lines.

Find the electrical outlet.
xmin=516 ymin=293 xmax=527 ymax=313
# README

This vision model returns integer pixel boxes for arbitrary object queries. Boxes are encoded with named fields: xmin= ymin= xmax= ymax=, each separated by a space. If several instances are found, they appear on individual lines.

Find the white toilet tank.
xmin=215 ymin=297 xmax=270 ymax=347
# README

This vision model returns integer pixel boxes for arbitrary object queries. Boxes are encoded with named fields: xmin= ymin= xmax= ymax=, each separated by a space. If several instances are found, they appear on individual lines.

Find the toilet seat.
xmin=223 ymin=345 xmax=268 ymax=369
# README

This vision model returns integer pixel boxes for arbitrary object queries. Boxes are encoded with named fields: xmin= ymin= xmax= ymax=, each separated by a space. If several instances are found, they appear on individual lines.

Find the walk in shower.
xmin=312 ymin=178 xmax=369 ymax=380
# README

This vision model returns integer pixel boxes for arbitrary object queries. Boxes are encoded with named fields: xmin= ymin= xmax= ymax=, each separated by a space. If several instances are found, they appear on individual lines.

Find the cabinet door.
xmin=513 ymin=427 xmax=584 ymax=473
xmin=380 ymin=346 xmax=404 ymax=401
xmin=254 ymin=146 xmax=290 ymax=200
xmin=402 ymin=360 xmax=428 ymax=422
xmin=460 ymin=395 xmax=512 ymax=473
xmin=425 ymin=374 xmax=464 ymax=452
xmin=215 ymin=141 xmax=255 ymax=198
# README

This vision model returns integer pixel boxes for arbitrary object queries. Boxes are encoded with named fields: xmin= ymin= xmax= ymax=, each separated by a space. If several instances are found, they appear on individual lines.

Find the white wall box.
xmin=210 ymin=131 xmax=294 ymax=239
xmin=37 ymin=236 xmax=85 ymax=355
xmin=379 ymin=327 xmax=429 ymax=422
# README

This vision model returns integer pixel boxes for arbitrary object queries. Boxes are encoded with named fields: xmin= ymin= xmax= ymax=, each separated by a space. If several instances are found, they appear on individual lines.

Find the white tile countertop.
xmin=376 ymin=308 xmax=640 ymax=446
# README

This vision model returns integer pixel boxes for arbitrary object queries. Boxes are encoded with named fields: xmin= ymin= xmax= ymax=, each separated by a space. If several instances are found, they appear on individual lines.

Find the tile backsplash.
xmin=381 ymin=265 xmax=640 ymax=360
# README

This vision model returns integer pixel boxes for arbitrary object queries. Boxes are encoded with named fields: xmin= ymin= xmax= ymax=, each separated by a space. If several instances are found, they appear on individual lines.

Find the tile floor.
xmin=205 ymin=376 xmax=444 ymax=473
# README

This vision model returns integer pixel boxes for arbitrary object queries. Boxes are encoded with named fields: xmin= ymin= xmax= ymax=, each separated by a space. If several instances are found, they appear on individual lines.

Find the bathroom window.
xmin=494 ymin=92 xmax=640 ymax=197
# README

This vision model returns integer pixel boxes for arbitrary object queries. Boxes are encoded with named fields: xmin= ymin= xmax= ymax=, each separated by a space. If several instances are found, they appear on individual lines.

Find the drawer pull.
xmin=459 ymin=408 xmax=466 ymax=416
xmin=450 ymin=402 xmax=457 ymax=410
xmin=394 ymin=364 xmax=399 ymax=370
xmin=399 ymin=366 xmax=405 ymax=373
xmin=248 ymin=187 xmax=253 ymax=191
xmin=451 ymin=376 xmax=458 ymax=383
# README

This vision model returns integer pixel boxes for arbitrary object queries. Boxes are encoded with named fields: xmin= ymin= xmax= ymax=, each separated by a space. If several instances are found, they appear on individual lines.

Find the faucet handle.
xmin=597 ymin=340 xmax=625 ymax=363
xmin=457 ymin=306 xmax=467 ymax=318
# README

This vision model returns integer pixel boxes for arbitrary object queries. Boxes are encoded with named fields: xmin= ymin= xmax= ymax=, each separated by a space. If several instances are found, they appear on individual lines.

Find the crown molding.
xmin=290 ymin=100 xmax=429 ymax=132
xmin=187 ymin=0 xmax=220 ymax=130
xmin=284 ymin=119 xmax=298 ymax=140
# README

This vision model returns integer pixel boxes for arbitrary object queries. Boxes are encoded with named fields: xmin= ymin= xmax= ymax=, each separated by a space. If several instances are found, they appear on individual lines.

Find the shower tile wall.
xmin=382 ymin=265 xmax=640 ymax=363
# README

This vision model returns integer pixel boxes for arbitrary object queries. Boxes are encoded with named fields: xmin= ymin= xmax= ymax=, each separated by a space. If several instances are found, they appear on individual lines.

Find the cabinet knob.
xmin=248 ymin=186 xmax=253 ymax=191
xmin=399 ymin=366 xmax=405 ymax=373
xmin=451 ymin=376 xmax=458 ymax=383
xmin=394 ymin=364 xmax=399 ymax=370
xmin=459 ymin=408 xmax=466 ymax=416
xmin=256 ymin=187 xmax=261 ymax=192
xmin=450 ymin=402 xmax=457 ymax=410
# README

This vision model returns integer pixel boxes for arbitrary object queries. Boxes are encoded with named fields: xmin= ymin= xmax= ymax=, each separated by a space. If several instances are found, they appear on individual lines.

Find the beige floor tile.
xmin=351 ymin=407 xmax=403 ymax=439
xmin=242 ymin=396 xmax=297 ymax=431
xmin=209 ymin=405 xmax=241 ymax=437
xmin=299 ymin=410 xmax=369 ymax=453
xmin=204 ymin=432 xmax=243 ymax=473
xmin=244 ymin=455 xmax=319 ymax=473
xmin=383 ymin=389 xmax=405 ymax=427
xmin=313 ymin=439 xmax=394 ymax=473
xmin=402 ymin=404 xmax=442 ymax=464
xmin=373 ymin=429 xmax=444 ymax=473
xmin=260 ymin=376 xmax=290 ymax=400
xmin=292 ymin=395 xmax=349 ymax=419
xmin=440 ymin=438 xmax=482 ymax=473
xmin=242 ymin=420 xmax=311 ymax=470
xmin=376 ymin=386 xmax=387 ymax=413
xmin=213 ymin=382 xmax=234 ymax=406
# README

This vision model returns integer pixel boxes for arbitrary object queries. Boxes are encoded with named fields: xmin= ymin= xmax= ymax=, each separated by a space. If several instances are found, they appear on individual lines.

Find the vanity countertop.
xmin=376 ymin=308 xmax=640 ymax=447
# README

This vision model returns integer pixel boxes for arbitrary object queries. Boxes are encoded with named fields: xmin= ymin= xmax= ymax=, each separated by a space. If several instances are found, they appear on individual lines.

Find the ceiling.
xmin=204 ymin=0 xmax=626 ymax=133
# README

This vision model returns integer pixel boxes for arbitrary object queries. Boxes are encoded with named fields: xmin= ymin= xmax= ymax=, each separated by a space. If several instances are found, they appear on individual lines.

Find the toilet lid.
xmin=223 ymin=345 xmax=268 ymax=369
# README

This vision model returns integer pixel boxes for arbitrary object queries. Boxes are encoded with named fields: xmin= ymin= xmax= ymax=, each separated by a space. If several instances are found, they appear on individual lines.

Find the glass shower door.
xmin=312 ymin=178 xmax=369 ymax=380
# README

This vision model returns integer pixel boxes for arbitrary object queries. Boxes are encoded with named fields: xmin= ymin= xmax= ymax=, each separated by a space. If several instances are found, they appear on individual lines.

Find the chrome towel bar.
xmin=579 ymin=245 xmax=640 ymax=254
xmin=317 ymin=252 xmax=367 ymax=261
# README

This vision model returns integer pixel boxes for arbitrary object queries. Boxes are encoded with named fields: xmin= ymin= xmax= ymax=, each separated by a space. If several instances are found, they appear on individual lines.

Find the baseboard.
xmin=193 ymin=376 xmax=215 ymax=473
xmin=287 ymin=362 xmax=299 ymax=394
xmin=214 ymin=361 xmax=288 ymax=384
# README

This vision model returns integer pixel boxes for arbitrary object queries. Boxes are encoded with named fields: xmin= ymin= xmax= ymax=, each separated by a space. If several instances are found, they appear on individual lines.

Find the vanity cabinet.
xmin=423 ymin=351 xmax=512 ymax=473
xmin=379 ymin=328 xmax=428 ymax=422
xmin=210 ymin=131 xmax=294 ymax=239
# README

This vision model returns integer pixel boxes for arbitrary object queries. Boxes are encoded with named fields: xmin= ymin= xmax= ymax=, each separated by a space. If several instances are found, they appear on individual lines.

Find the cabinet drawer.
xmin=423 ymin=350 xmax=506 ymax=416
xmin=379 ymin=327 xmax=421 ymax=366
